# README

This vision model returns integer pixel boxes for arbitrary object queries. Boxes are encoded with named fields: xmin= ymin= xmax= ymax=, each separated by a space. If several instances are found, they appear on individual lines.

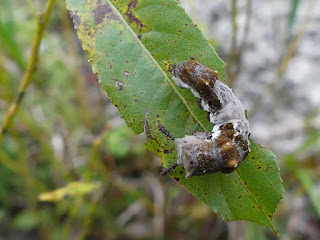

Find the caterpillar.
xmin=160 ymin=57 xmax=250 ymax=178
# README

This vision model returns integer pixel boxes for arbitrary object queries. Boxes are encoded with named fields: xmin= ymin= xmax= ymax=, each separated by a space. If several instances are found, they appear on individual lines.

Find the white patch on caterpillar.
xmin=172 ymin=76 xmax=190 ymax=89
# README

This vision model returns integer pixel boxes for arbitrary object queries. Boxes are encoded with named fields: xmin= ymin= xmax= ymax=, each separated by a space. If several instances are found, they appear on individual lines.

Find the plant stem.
xmin=226 ymin=0 xmax=252 ymax=88
xmin=226 ymin=0 xmax=238 ymax=87
xmin=0 ymin=0 xmax=56 ymax=145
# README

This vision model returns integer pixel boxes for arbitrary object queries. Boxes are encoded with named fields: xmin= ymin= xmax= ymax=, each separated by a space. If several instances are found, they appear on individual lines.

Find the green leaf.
xmin=66 ymin=0 xmax=283 ymax=233
xmin=171 ymin=141 xmax=283 ymax=233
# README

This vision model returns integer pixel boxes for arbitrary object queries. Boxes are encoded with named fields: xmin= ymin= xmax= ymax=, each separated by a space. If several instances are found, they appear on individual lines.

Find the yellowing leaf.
xmin=39 ymin=181 xmax=101 ymax=202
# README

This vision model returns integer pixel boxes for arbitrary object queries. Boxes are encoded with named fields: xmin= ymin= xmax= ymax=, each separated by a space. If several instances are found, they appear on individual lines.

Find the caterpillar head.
xmin=174 ymin=124 xmax=248 ymax=179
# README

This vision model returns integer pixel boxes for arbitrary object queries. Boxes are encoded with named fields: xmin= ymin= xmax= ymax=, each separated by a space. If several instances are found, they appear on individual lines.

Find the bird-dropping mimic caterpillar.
xmin=161 ymin=57 xmax=250 ymax=179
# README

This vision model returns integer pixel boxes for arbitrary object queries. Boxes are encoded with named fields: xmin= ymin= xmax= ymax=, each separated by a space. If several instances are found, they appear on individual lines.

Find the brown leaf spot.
xmin=114 ymin=79 xmax=124 ymax=91
xmin=126 ymin=1 xmax=145 ymax=30
xmin=94 ymin=5 xmax=112 ymax=24
xmin=128 ymin=0 xmax=138 ymax=10
xmin=108 ymin=13 xmax=119 ymax=21
xmin=126 ymin=12 xmax=144 ymax=29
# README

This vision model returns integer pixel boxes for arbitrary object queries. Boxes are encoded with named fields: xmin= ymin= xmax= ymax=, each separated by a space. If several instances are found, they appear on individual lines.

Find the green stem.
xmin=0 ymin=0 xmax=56 ymax=144
xmin=225 ymin=0 xmax=238 ymax=87
xmin=297 ymin=170 xmax=320 ymax=217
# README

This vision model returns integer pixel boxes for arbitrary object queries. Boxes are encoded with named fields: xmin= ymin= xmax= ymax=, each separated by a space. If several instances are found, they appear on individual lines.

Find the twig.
xmin=226 ymin=0 xmax=252 ymax=88
xmin=84 ymin=123 xmax=113 ymax=181
xmin=62 ymin=123 xmax=113 ymax=239
xmin=0 ymin=0 xmax=56 ymax=145
xmin=225 ymin=0 xmax=238 ymax=87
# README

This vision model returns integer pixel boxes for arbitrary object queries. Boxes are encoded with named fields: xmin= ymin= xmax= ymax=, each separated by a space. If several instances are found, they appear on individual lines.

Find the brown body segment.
xmin=172 ymin=58 xmax=222 ymax=110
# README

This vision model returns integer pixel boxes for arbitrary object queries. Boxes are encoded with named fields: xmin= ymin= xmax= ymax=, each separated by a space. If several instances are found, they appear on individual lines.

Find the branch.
xmin=0 ymin=0 xmax=56 ymax=144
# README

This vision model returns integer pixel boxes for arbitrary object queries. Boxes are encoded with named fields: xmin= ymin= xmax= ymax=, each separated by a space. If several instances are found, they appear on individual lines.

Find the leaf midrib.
xmin=106 ymin=0 xmax=209 ymax=132
xmin=234 ymin=171 xmax=277 ymax=233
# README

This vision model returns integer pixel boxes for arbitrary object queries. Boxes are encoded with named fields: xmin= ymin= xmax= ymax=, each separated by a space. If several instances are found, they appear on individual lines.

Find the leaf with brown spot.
xmin=66 ymin=0 xmax=283 ymax=234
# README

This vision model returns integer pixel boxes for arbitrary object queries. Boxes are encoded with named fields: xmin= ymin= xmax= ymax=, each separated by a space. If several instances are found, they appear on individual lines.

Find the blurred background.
xmin=1 ymin=0 xmax=320 ymax=239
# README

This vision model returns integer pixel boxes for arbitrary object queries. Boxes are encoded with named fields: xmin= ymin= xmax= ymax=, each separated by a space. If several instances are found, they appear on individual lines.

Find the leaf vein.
xmin=106 ymin=0 xmax=208 ymax=132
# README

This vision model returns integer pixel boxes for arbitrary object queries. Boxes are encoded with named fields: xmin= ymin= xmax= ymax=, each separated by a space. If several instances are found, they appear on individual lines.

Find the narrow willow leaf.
xmin=39 ymin=181 xmax=101 ymax=202
xmin=66 ymin=0 xmax=283 ymax=233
